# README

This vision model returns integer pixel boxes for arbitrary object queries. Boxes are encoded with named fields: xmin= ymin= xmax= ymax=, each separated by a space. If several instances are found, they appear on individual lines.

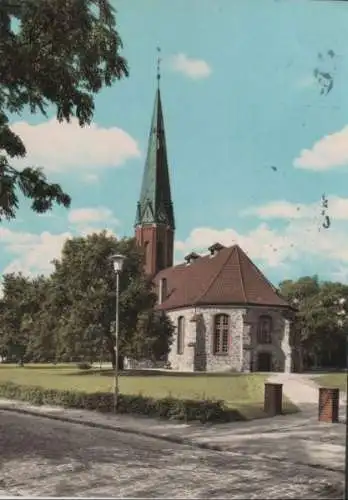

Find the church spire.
xmin=134 ymin=50 xmax=175 ymax=276
xmin=135 ymin=49 xmax=175 ymax=230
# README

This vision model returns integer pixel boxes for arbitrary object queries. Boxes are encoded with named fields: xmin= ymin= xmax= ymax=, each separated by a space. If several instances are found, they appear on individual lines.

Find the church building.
xmin=134 ymin=73 xmax=295 ymax=373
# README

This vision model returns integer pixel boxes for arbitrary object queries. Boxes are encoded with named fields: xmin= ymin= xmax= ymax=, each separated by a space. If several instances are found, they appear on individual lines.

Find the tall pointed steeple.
xmin=135 ymin=49 xmax=175 ymax=276
xmin=135 ymin=61 xmax=175 ymax=229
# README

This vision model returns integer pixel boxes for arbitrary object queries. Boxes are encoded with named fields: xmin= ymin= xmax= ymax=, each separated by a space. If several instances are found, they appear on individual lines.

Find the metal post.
xmin=345 ymin=332 xmax=348 ymax=499
xmin=113 ymin=271 xmax=120 ymax=413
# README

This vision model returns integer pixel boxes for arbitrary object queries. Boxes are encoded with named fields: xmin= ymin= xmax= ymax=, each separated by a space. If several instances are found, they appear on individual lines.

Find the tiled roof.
xmin=154 ymin=244 xmax=290 ymax=311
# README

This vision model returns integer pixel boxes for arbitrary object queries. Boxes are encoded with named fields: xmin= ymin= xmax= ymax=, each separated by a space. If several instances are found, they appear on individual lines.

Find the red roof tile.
xmin=154 ymin=244 xmax=290 ymax=311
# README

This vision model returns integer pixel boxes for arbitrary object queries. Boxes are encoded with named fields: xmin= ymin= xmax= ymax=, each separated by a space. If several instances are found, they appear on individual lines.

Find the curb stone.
xmin=0 ymin=403 xmax=344 ymax=475
xmin=0 ymin=403 xmax=188 ymax=445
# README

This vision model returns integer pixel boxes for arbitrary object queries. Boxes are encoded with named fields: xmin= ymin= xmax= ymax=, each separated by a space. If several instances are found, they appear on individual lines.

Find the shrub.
xmin=76 ymin=362 xmax=92 ymax=370
xmin=0 ymin=381 xmax=237 ymax=423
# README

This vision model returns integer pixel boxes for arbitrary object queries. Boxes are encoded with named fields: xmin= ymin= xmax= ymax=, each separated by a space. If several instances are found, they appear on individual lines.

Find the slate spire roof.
xmin=135 ymin=84 xmax=175 ymax=229
xmin=154 ymin=244 xmax=290 ymax=311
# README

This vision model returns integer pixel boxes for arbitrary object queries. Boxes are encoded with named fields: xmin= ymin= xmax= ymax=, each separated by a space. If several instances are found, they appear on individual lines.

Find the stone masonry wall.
xmin=195 ymin=306 xmax=243 ymax=372
xmin=167 ymin=306 xmax=243 ymax=372
xmin=167 ymin=305 xmax=293 ymax=373
xmin=244 ymin=307 xmax=292 ymax=373
xmin=167 ymin=307 xmax=196 ymax=372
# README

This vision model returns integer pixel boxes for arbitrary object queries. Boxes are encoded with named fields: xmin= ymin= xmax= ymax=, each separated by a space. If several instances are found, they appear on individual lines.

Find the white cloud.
xmin=175 ymin=213 xmax=348 ymax=279
xmin=0 ymin=207 xmax=119 ymax=277
xmin=216 ymin=197 xmax=348 ymax=275
xmin=68 ymin=206 xmax=119 ymax=237
xmin=175 ymin=224 xmax=295 ymax=268
xmin=68 ymin=207 xmax=119 ymax=226
xmin=0 ymin=227 xmax=72 ymax=277
xmin=294 ymin=126 xmax=348 ymax=171
xmin=241 ymin=201 xmax=317 ymax=220
xmin=5 ymin=198 xmax=348 ymax=284
xmin=169 ymin=53 xmax=212 ymax=80
xmin=242 ymin=196 xmax=348 ymax=221
xmin=8 ymin=118 xmax=141 ymax=173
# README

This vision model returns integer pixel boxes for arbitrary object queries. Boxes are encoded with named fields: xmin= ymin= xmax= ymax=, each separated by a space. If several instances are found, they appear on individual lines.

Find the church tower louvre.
xmin=134 ymin=52 xmax=175 ymax=277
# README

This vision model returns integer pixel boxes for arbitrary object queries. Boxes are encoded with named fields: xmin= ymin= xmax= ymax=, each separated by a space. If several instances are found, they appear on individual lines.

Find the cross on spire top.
xmin=156 ymin=46 xmax=161 ymax=86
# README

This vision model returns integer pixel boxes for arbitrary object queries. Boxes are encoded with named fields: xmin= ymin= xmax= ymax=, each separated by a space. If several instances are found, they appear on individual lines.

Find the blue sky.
xmin=2 ymin=0 xmax=348 ymax=286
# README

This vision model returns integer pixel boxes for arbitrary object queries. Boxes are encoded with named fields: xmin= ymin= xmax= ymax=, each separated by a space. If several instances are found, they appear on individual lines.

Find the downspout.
xmin=188 ymin=304 xmax=198 ymax=372
xmin=240 ymin=310 xmax=245 ymax=372
xmin=240 ymin=308 xmax=249 ymax=372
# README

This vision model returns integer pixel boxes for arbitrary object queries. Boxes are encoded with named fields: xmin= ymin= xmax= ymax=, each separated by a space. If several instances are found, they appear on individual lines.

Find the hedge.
xmin=0 ymin=381 xmax=243 ymax=423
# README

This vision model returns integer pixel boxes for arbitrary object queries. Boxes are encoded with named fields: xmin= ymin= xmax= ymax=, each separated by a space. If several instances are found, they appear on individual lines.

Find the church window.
xmin=257 ymin=315 xmax=273 ymax=344
xmin=159 ymin=278 xmax=167 ymax=305
xmin=157 ymin=241 xmax=165 ymax=271
xmin=177 ymin=316 xmax=185 ymax=355
xmin=213 ymin=314 xmax=229 ymax=354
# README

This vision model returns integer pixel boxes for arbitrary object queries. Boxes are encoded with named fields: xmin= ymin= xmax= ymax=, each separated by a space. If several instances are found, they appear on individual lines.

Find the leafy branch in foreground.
xmin=0 ymin=0 xmax=128 ymax=221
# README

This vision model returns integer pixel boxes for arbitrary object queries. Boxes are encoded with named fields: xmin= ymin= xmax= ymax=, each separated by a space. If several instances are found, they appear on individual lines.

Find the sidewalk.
xmin=0 ymin=393 xmax=346 ymax=474
xmin=268 ymin=372 xmax=347 ymax=420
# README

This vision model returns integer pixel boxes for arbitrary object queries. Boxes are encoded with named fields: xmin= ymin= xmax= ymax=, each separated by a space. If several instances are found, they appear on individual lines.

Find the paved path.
xmin=0 ymin=373 xmax=346 ymax=498
xmin=0 ymin=392 xmax=346 ymax=473
xmin=267 ymin=373 xmax=347 ymax=419
xmin=0 ymin=410 xmax=342 ymax=498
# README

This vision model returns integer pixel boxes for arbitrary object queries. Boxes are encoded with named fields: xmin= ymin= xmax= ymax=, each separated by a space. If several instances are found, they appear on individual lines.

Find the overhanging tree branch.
xmin=0 ymin=0 xmax=128 ymax=221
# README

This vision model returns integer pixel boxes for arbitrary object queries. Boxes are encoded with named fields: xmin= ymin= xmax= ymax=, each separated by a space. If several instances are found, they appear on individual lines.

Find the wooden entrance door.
xmin=257 ymin=352 xmax=272 ymax=372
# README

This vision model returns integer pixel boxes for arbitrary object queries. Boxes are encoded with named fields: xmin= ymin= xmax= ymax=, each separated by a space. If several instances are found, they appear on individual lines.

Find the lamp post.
xmin=110 ymin=253 xmax=125 ymax=413
xmin=335 ymin=296 xmax=348 ymax=500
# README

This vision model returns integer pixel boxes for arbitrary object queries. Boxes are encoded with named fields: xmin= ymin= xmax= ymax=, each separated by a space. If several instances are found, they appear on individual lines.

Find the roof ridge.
xmin=239 ymin=246 xmax=280 ymax=295
xmin=194 ymin=247 xmax=233 ymax=305
xmin=236 ymin=246 xmax=248 ymax=303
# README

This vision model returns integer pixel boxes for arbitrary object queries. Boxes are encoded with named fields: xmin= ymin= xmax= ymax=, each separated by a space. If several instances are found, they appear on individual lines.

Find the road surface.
xmin=0 ymin=410 xmax=343 ymax=498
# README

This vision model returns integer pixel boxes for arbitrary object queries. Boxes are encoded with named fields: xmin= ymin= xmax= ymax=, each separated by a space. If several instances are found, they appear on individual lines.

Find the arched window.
xmin=213 ymin=314 xmax=229 ymax=354
xmin=159 ymin=278 xmax=167 ymax=305
xmin=157 ymin=241 xmax=165 ymax=271
xmin=177 ymin=316 xmax=185 ymax=355
xmin=257 ymin=315 xmax=273 ymax=344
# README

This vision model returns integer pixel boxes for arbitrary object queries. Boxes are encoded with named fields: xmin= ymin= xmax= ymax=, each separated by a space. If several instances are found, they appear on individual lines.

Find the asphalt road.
xmin=0 ymin=410 xmax=343 ymax=499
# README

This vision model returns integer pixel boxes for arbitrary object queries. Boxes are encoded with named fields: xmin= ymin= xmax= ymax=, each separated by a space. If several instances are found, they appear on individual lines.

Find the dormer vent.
xmin=208 ymin=242 xmax=225 ymax=257
xmin=184 ymin=251 xmax=200 ymax=265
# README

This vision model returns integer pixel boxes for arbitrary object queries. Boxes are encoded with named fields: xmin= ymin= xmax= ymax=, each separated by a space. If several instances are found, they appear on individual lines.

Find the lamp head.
xmin=110 ymin=253 xmax=125 ymax=273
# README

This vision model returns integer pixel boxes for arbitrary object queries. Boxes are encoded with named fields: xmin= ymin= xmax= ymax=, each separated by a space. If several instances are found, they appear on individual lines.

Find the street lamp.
xmin=335 ymin=296 xmax=348 ymax=500
xmin=110 ymin=253 xmax=125 ymax=413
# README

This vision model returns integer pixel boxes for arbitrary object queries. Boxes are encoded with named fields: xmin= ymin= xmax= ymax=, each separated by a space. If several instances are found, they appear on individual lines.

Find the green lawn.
xmin=0 ymin=364 xmax=297 ymax=419
xmin=312 ymin=373 xmax=347 ymax=391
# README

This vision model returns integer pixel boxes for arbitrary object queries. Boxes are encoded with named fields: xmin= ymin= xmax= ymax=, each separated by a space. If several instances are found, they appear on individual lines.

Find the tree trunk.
xmin=109 ymin=344 xmax=124 ymax=371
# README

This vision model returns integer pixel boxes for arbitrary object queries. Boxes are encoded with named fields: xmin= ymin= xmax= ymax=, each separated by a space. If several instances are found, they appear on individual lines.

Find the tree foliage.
xmin=0 ymin=233 xmax=174 ymax=367
xmin=0 ymin=0 xmax=128 ymax=220
xmin=279 ymin=276 xmax=348 ymax=369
